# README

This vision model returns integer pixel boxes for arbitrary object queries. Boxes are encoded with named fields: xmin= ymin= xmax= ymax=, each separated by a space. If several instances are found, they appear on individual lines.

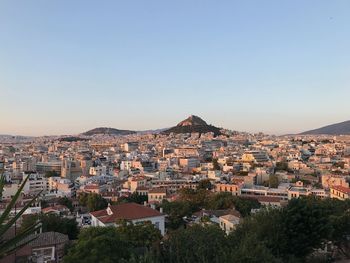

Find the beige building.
xmin=148 ymin=188 xmax=167 ymax=203
xmin=330 ymin=185 xmax=350 ymax=200
xmin=219 ymin=212 xmax=241 ymax=235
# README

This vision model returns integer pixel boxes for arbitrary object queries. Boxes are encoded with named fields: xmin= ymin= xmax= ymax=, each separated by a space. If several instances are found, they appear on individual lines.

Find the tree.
xmin=329 ymin=210 xmax=350 ymax=258
xmin=206 ymin=192 xmax=235 ymax=210
xmin=160 ymin=224 xmax=228 ymax=263
xmin=281 ymin=197 xmax=332 ymax=258
xmin=41 ymin=214 xmax=79 ymax=240
xmin=197 ymin=179 xmax=213 ymax=190
xmin=275 ymin=162 xmax=288 ymax=172
xmin=44 ymin=170 xmax=59 ymax=178
xmin=116 ymin=220 xmax=162 ymax=249
xmin=64 ymin=227 xmax=131 ymax=263
xmin=206 ymin=193 xmax=260 ymax=217
xmin=20 ymin=214 xmax=79 ymax=240
xmin=117 ymin=192 xmax=148 ymax=205
xmin=212 ymin=158 xmax=221 ymax=170
xmin=58 ymin=197 xmax=74 ymax=212
xmin=268 ymin=174 xmax=279 ymax=188
xmin=0 ymin=174 xmax=41 ymax=258
xmin=161 ymin=200 xmax=193 ymax=230
xmin=228 ymin=232 xmax=283 ymax=263
xmin=79 ymin=193 xmax=108 ymax=212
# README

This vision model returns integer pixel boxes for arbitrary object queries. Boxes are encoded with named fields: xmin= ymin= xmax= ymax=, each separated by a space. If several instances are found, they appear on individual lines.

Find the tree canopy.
xmin=79 ymin=193 xmax=108 ymax=212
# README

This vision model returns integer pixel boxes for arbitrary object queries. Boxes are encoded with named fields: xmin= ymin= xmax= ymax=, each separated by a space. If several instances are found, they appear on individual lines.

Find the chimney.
xmin=160 ymin=207 xmax=163 ymax=214
xmin=143 ymin=201 xmax=147 ymax=206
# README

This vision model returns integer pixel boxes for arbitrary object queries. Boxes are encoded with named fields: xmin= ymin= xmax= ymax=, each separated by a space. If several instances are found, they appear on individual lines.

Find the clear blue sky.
xmin=1 ymin=1 xmax=350 ymax=136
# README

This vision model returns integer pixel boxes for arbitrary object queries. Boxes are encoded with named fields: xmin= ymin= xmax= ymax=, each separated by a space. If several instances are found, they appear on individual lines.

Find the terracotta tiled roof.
xmin=84 ymin=184 xmax=99 ymax=190
xmin=332 ymin=185 xmax=350 ymax=194
xmin=42 ymin=205 xmax=69 ymax=213
xmin=90 ymin=203 xmax=163 ymax=224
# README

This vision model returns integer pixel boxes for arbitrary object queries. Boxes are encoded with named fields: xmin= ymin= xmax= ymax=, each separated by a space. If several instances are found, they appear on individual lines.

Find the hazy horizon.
xmin=1 ymin=1 xmax=350 ymax=136
xmin=1 ymin=114 xmax=349 ymax=137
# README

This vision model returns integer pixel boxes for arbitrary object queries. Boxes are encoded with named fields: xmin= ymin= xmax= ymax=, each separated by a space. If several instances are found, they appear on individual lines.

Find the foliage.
xmin=20 ymin=214 xmax=79 ymax=240
xmin=0 ymin=173 xmax=41 ymax=259
xmin=160 ymin=224 xmax=228 ymax=263
xmin=115 ymin=220 xmax=162 ymax=249
xmin=228 ymin=197 xmax=350 ymax=261
xmin=64 ymin=222 xmax=162 ymax=263
xmin=117 ymin=192 xmax=148 ymax=205
xmin=205 ymin=192 xmax=260 ymax=217
xmin=161 ymin=200 xmax=194 ymax=229
xmin=79 ymin=193 xmax=108 ymax=212
xmin=275 ymin=161 xmax=288 ymax=172
xmin=58 ymin=197 xmax=74 ymax=212
xmin=197 ymin=179 xmax=213 ymax=190
xmin=63 ymin=197 xmax=350 ymax=262
xmin=63 ymin=227 xmax=131 ymax=263
xmin=44 ymin=170 xmax=59 ymax=178
xmin=212 ymin=158 xmax=221 ymax=170
xmin=268 ymin=174 xmax=279 ymax=188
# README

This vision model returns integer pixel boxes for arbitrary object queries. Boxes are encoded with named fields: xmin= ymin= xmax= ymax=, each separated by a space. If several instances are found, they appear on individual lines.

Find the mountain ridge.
xmin=82 ymin=127 xmax=136 ymax=136
xmin=300 ymin=120 xmax=350 ymax=135
xmin=162 ymin=115 xmax=222 ymax=136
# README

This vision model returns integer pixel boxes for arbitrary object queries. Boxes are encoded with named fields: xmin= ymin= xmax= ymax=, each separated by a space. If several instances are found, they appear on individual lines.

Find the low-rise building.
xmin=90 ymin=202 xmax=165 ymax=235
xmin=330 ymin=185 xmax=350 ymax=200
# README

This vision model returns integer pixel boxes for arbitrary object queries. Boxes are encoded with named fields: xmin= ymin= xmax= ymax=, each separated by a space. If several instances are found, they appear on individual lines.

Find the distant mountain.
xmin=162 ymin=115 xmax=222 ymax=136
xmin=82 ymin=127 xmax=136 ymax=136
xmin=136 ymin=128 xmax=169 ymax=135
xmin=300 ymin=120 xmax=350 ymax=135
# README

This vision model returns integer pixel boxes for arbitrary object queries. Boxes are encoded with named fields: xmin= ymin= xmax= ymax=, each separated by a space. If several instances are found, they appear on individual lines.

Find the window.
xmin=155 ymin=222 xmax=160 ymax=229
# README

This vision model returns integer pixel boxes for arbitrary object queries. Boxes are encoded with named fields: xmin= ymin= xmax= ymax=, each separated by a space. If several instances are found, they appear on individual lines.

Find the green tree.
xmin=160 ymin=224 xmax=227 ymax=263
xmin=161 ymin=200 xmax=195 ymax=230
xmin=206 ymin=193 xmax=260 ymax=217
xmin=329 ymin=210 xmax=350 ymax=258
xmin=197 ymin=179 xmax=213 ymax=190
xmin=0 ymin=174 xmax=41 ymax=258
xmin=275 ymin=162 xmax=288 ymax=172
xmin=117 ymin=192 xmax=148 ymax=205
xmin=212 ymin=158 xmax=221 ymax=170
xmin=79 ymin=193 xmax=108 ymax=212
xmin=206 ymin=192 xmax=235 ymax=210
xmin=44 ymin=170 xmax=59 ymax=178
xmin=20 ymin=214 xmax=79 ymax=240
xmin=64 ymin=227 xmax=131 ymax=263
xmin=268 ymin=174 xmax=279 ymax=188
xmin=116 ymin=220 xmax=162 ymax=249
xmin=58 ymin=197 xmax=74 ymax=212
xmin=228 ymin=232 xmax=283 ymax=263
xmin=281 ymin=197 xmax=332 ymax=258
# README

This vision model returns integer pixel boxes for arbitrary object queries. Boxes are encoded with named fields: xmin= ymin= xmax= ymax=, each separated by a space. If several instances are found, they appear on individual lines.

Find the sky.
xmin=1 ymin=0 xmax=350 ymax=136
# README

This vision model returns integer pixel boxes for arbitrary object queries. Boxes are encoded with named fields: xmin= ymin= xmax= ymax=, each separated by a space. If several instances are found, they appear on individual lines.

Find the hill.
xmin=162 ymin=115 xmax=222 ymax=136
xmin=300 ymin=120 xmax=350 ymax=135
xmin=82 ymin=127 xmax=136 ymax=136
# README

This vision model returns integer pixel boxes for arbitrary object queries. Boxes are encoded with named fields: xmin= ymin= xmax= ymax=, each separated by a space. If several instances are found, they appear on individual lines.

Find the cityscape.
xmin=1 ymin=1 xmax=350 ymax=263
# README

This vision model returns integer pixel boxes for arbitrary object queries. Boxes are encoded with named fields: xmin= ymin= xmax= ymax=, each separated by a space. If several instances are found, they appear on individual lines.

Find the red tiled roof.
xmin=84 ymin=184 xmax=99 ymax=190
xmin=90 ymin=203 xmax=163 ymax=223
xmin=331 ymin=185 xmax=350 ymax=194
xmin=42 ymin=205 xmax=69 ymax=213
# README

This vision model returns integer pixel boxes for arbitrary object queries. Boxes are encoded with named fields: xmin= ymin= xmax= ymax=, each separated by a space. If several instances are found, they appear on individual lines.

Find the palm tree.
xmin=0 ymin=167 xmax=42 ymax=259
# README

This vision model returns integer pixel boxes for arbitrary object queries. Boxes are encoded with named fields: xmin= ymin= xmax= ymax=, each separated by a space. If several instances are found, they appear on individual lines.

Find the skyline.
xmin=1 ymin=113 xmax=350 ymax=137
xmin=1 ymin=1 xmax=350 ymax=136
